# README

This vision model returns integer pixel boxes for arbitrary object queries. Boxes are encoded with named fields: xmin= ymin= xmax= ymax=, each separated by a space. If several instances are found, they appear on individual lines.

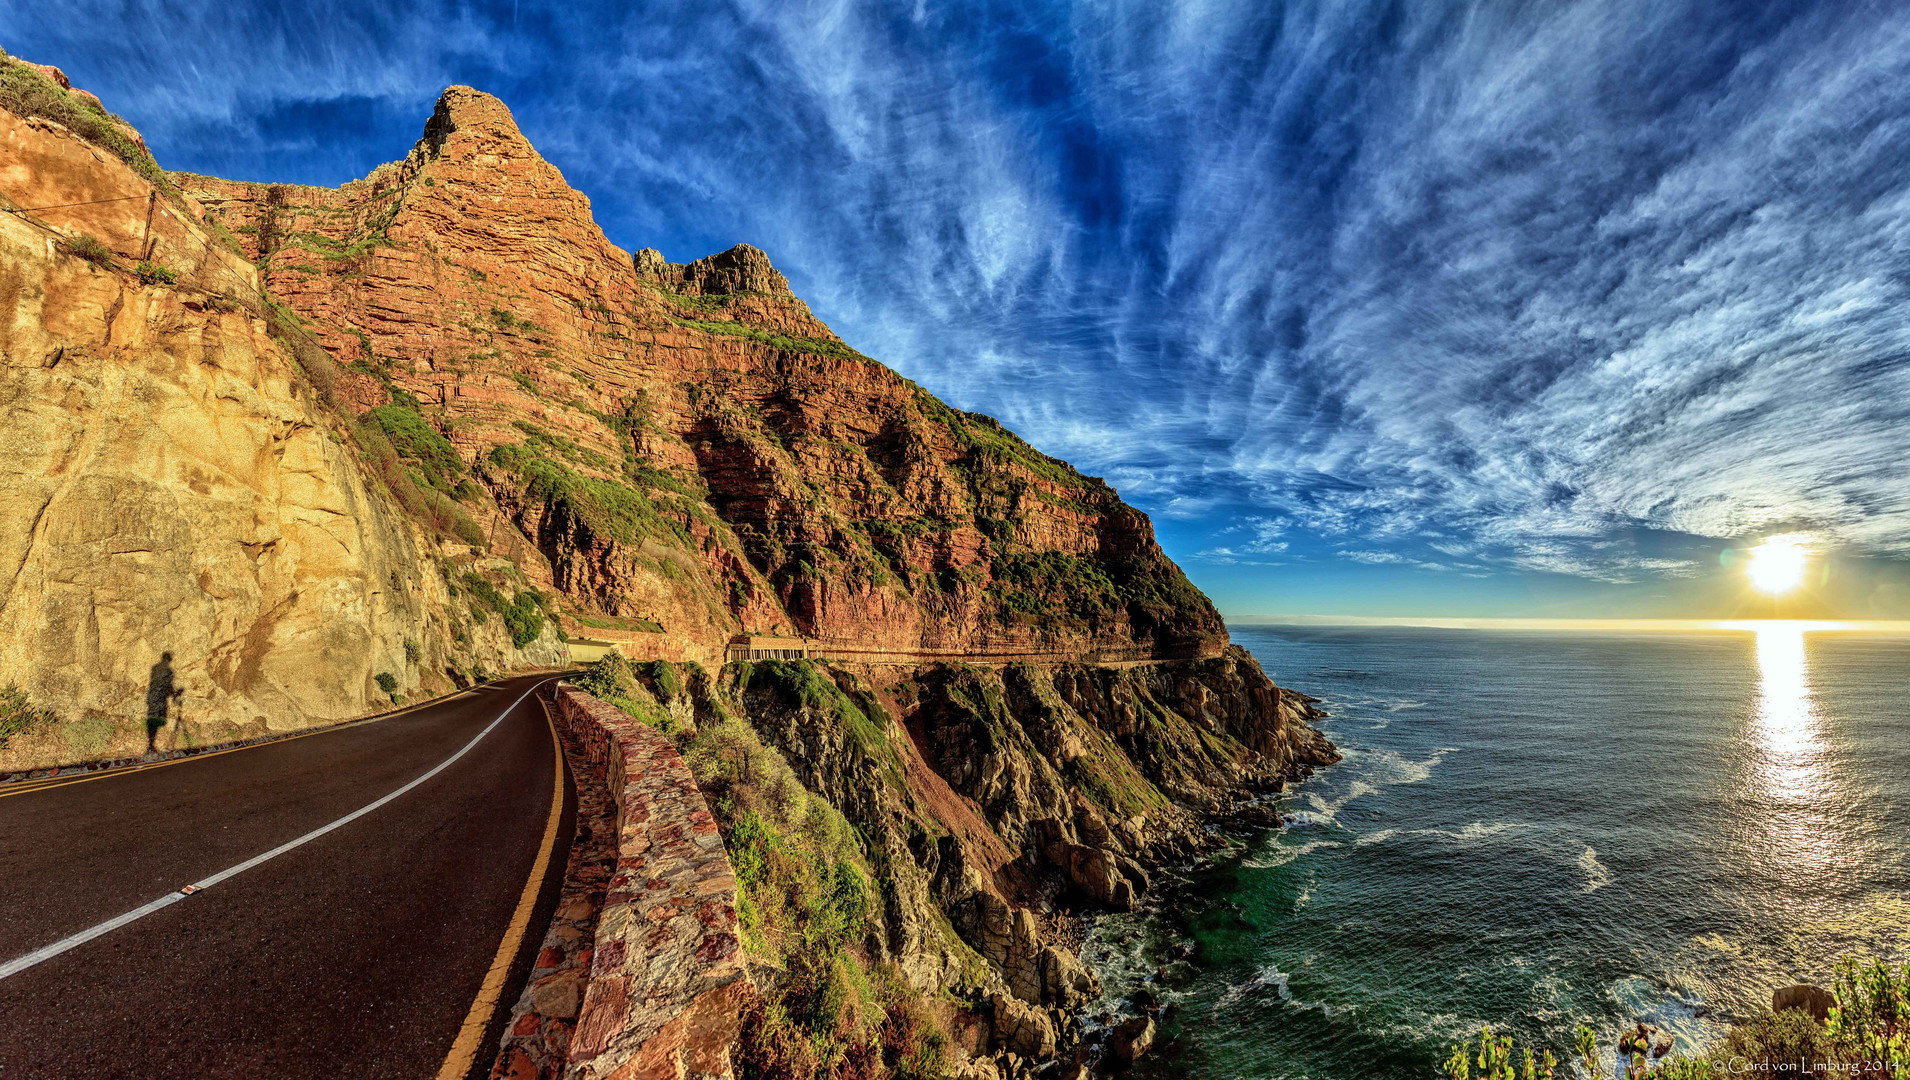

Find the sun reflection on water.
xmin=1744 ymin=622 xmax=1838 ymax=882
xmin=1751 ymin=623 xmax=1823 ymax=801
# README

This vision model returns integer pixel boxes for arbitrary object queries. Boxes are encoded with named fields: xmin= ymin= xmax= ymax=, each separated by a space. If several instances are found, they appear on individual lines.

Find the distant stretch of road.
xmin=0 ymin=674 xmax=573 ymax=1080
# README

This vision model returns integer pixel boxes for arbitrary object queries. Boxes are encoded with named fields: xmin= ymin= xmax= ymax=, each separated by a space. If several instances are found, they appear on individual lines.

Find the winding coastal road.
xmin=0 ymin=674 xmax=573 ymax=1080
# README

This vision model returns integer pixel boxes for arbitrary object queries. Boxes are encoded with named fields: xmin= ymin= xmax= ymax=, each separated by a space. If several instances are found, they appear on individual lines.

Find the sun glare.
xmin=1745 ymin=535 xmax=1811 ymax=594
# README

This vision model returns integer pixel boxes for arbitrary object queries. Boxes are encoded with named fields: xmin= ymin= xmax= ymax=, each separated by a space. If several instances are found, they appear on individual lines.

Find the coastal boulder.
xmin=1111 ymin=1015 xmax=1156 ymax=1064
xmin=990 ymin=993 xmax=1057 ymax=1060
xmin=1048 ymin=842 xmax=1148 ymax=911
xmin=1772 ymin=983 xmax=1835 ymax=1023
xmin=1040 ymin=945 xmax=1099 ymax=1008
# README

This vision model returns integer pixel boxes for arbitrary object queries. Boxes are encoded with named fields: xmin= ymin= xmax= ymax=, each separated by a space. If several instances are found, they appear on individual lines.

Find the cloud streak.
xmin=8 ymin=0 xmax=1908 ymax=592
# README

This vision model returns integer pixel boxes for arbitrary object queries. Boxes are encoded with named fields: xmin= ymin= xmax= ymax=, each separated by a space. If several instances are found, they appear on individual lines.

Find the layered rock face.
xmin=0 ymin=74 xmax=563 ymax=770
xmin=179 ymin=86 xmax=1224 ymax=662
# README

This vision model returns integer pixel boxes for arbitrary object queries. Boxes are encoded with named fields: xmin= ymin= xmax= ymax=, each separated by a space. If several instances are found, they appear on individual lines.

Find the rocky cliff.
xmin=0 ymin=59 xmax=564 ymax=769
xmin=175 ymin=85 xmax=1224 ymax=664
xmin=0 ymin=56 xmax=1337 ymax=1079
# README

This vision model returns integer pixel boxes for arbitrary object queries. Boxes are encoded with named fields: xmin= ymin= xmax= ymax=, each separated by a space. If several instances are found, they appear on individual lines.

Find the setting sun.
xmin=1746 ymin=534 xmax=1811 ymax=594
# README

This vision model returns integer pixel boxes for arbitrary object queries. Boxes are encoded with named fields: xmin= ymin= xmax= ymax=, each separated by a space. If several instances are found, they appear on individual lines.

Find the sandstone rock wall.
xmin=0 ymin=92 xmax=563 ymax=770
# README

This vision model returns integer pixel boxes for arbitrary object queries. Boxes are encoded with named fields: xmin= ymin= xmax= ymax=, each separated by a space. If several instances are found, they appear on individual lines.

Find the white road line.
xmin=0 ymin=679 xmax=557 ymax=982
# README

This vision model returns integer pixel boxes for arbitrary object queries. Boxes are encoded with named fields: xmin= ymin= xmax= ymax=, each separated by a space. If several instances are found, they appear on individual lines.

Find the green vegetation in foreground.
xmin=0 ymin=683 xmax=57 ymax=750
xmin=566 ymin=657 xmax=951 ymax=1077
xmin=677 ymin=673 xmax=949 ymax=1080
xmin=570 ymin=654 xmax=680 ymax=730
xmin=1443 ymin=958 xmax=1909 ymax=1079
xmin=672 ymin=317 xmax=873 ymax=364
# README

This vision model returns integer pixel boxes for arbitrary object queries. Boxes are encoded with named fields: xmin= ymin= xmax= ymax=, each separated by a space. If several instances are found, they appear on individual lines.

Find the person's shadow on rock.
xmin=146 ymin=651 xmax=183 ymax=753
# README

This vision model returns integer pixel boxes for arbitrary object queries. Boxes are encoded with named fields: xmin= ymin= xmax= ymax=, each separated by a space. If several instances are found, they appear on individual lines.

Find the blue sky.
xmin=9 ymin=1 xmax=1910 ymax=620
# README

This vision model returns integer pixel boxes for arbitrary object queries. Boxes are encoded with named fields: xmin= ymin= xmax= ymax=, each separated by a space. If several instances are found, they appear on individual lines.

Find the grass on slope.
xmin=0 ymin=50 xmax=176 ymax=197
xmin=672 ymin=317 xmax=873 ymax=364
xmin=488 ymin=442 xmax=688 ymax=548
xmin=676 ymin=672 xmax=951 ymax=1080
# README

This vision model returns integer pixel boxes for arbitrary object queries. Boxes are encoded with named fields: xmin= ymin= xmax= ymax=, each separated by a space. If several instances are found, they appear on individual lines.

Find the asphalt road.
xmin=0 ymin=674 xmax=573 ymax=1080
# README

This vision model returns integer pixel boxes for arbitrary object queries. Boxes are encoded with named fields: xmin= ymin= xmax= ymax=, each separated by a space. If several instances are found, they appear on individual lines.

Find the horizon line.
xmin=1223 ymin=615 xmax=1910 ymax=632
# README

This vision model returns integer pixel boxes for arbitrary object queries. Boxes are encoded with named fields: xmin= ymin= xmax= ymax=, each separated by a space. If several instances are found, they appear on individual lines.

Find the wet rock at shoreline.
xmin=1111 ymin=1015 xmax=1157 ymax=1064
xmin=1772 ymin=983 xmax=1834 ymax=1023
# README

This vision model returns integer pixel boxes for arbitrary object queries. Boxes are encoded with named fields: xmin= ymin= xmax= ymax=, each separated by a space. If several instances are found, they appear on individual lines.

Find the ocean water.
xmin=1085 ymin=625 xmax=1910 ymax=1079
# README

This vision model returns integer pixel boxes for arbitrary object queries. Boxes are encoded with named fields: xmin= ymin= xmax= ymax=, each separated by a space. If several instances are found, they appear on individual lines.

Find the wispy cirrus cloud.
xmin=7 ymin=0 xmax=1908 ymax=603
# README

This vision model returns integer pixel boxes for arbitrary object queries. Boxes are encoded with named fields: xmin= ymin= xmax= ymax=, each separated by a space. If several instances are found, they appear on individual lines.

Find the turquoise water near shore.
xmin=1086 ymin=625 xmax=1910 ymax=1079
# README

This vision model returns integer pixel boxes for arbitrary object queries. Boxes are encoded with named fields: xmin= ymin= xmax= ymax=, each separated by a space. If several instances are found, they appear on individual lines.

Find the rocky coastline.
xmin=1056 ymin=695 xmax=1339 ymax=1079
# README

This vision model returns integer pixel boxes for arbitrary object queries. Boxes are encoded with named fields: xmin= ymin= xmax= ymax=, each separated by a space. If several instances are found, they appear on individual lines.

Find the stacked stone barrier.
xmin=503 ymin=685 xmax=753 ymax=1080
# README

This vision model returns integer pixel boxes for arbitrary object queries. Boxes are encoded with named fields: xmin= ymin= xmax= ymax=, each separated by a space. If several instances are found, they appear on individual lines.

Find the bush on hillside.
xmin=133 ymin=259 xmax=176 ymax=285
xmin=351 ymin=417 xmax=487 ymax=547
xmin=0 ymin=683 xmax=56 ymax=749
xmin=0 ymin=54 xmax=172 ymax=191
xmin=361 ymin=404 xmax=465 ymax=494
xmin=457 ymin=572 xmax=545 ymax=649
xmin=680 ymin=678 xmax=950 ymax=1080
xmin=1441 ymin=959 xmax=1910 ymax=1079
xmin=61 ymin=232 xmax=116 ymax=267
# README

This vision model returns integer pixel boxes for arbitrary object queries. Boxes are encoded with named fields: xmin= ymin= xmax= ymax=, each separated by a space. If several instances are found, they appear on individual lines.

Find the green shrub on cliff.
xmin=362 ymin=405 xmax=464 ymax=495
xmin=671 ymin=317 xmax=872 ymax=364
xmin=458 ymin=572 xmax=546 ymax=648
xmin=0 ymin=683 xmax=56 ymax=749
xmin=61 ymin=233 xmax=116 ymax=267
xmin=679 ymin=680 xmax=949 ymax=1080
xmin=488 ymin=442 xmax=687 ymax=548
xmin=0 ymin=54 xmax=175 ymax=194
xmin=133 ymin=259 xmax=176 ymax=285
xmin=734 ymin=659 xmax=905 ymax=789
xmin=350 ymin=415 xmax=487 ymax=547
xmin=1442 ymin=959 xmax=1910 ymax=1079
xmin=989 ymin=550 xmax=1118 ymax=622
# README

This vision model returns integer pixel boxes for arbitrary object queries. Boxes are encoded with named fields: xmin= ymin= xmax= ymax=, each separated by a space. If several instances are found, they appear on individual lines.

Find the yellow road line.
xmin=435 ymin=696 xmax=568 ymax=1080
xmin=0 ymin=685 xmax=490 ymax=802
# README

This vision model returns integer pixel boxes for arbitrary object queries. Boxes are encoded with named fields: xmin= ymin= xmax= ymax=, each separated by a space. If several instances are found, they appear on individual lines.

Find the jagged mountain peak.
xmin=635 ymin=242 xmax=795 ymax=297
xmin=417 ymin=84 xmax=529 ymax=156
xmin=167 ymin=82 xmax=1225 ymax=662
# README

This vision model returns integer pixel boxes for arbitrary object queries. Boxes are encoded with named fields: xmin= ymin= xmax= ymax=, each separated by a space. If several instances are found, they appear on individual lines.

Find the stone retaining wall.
xmin=722 ymin=637 xmax=1226 ymax=667
xmin=510 ymin=686 xmax=753 ymax=1080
